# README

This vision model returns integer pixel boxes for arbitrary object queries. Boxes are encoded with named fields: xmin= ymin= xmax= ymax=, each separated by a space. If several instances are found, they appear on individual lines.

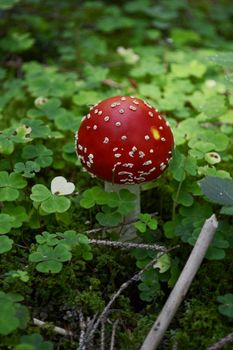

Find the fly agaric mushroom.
xmin=75 ymin=96 xmax=174 ymax=235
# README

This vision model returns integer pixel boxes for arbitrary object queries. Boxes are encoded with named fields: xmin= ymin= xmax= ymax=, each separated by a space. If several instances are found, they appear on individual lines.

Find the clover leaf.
xmin=0 ymin=214 xmax=14 ymax=234
xmin=0 ymin=292 xmax=29 ymax=335
xmin=15 ymin=333 xmax=53 ymax=350
xmin=22 ymin=144 xmax=53 ymax=168
xmin=14 ymin=161 xmax=40 ymax=178
xmin=29 ymin=244 xmax=72 ymax=273
xmin=30 ymin=184 xmax=71 ymax=214
xmin=35 ymin=232 xmax=59 ymax=246
xmin=0 ymin=171 xmax=27 ymax=201
xmin=2 ymin=205 xmax=28 ymax=228
xmin=0 ymin=236 xmax=13 ymax=254
xmin=217 ymin=294 xmax=233 ymax=318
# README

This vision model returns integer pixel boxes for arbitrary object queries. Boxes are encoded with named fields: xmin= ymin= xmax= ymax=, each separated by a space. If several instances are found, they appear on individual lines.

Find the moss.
xmin=166 ymin=298 xmax=233 ymax=349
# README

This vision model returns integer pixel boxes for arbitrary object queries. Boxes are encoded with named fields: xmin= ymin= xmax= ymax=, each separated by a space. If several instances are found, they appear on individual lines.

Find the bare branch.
xmin=77 ymin=245 xmax=178 ymax=350
xmin=110 ymin=319 xmax=119 ymax=350
xmin=140 ymin=214 xmax=218 ymax=350
xmin=89 ymin=239 xmax=168 ymax=252
xmin=33 ymin=318 xmax=73 ymax=337
xmin=206 ymin=332 xmax=233 ymax=350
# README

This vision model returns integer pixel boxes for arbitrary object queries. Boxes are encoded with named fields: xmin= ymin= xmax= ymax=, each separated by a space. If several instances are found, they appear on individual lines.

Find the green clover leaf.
xmin=217 ymin=294 xmax=233 ymax=318
xmin=22 ymin=144 xmax=53 ymax=168
xmin=30 ymin=184 xmax=71 ymax=214
xmin=16 ymin=333 xmax=53 ymax=350
xmin=29 ymin=244 xmax=72 ymax=273
xmin=0 ymin=292 xmax=29 ymax=335
xmin=0 ymin=236 xmax=13 ymax=254
xmin=0 ymin=214 xmax=14 ymax=234
xmin=0 ymin=171 xmax=27 ymax=201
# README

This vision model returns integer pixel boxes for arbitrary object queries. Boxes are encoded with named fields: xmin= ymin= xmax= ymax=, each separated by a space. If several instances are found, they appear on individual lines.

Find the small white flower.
xmin=51 ymin=176 xmax=75 ymax=195
xmin=34 ymin=96 xmax=48 ymax=107
xmin=205 ymin=80 xmax=217 ymax=88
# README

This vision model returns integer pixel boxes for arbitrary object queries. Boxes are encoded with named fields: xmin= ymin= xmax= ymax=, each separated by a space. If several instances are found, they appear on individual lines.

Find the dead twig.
xmin=110 ymin=319 xmax=119 ymax=350
xmin=77 ymin=245 xmax=178 ymax=350
xmin=140 ymin=214 xmax=218 ymax=350
xmin=33 ymin=318 xmax=73 ymax=337
xmin=89 ymin=239 xmax=168 ymax=252
xmin=206 ymin=332 xmax=233 ymax=350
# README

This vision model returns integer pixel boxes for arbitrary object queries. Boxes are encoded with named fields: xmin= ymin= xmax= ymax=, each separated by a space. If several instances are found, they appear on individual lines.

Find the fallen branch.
xmin=89 ymin=239 xmax=168 ymax=252
xmin=33 ymin=318 xmax=73 ymax=337
xmin=206 ymin=332 xmax=233 ymax=350
xmin=110 ymin=319 xmax=119 ymax=350
xmin=140 ymin=214 xmax=218 ymax=350
xmin=77 ymin=245 xmax=178 ymax=350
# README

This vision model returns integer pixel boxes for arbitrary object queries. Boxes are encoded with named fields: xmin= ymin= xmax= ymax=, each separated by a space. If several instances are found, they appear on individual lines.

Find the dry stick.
xmin=78 ymin=310 xmax=86 ymax=349
xmin=100 ymin=319 xmax=105 ymax=350
xmin=77 ymin=245 xmax=178 ymax=350
xmin=110 ymin=319 xmax=119 ymax=350
xmin=33 ymin=318 xmax=73 ymax=337
xmin=206 ymin=332 xmax=233 ymax=350
xmin=89 ymin=239 xmax=168 ymax=252
xmin=140 ymin=214 xmax=218 ymax=350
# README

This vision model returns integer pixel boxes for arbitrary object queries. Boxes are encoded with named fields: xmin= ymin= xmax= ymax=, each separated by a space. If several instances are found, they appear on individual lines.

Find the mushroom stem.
xmin=104 ymin=182 xmax=140 ymax=240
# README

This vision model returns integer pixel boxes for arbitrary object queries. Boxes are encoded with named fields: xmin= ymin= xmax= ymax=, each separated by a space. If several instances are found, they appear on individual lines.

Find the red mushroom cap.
xmin=75 ymin=96 xmax=174 ymax=184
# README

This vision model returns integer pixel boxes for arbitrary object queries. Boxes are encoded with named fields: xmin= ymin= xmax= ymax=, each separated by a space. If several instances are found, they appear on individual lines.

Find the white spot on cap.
xmin=145 ymin=135 xmax=150 ymax=140
xmin=129 ymin=151 xmax=134 ymax=158
xmin=133 ymin=100 xmax=139 ymax=105
xmin=87 ymin=113 xmax=91 ymax=119
xmin=149 ymin=167 xmax=156 ymax=173
xmin=161 ymin=137 xmax=166 ymax=142
xmin=149 ymin=149 xmax=154 ymax=153
xmin=123 ymin=163 xmax=134 ymax=168
xmin=132 ymin=146 xmax=137 ymax=152
xmin=130 ymin=96 xmax=135 ymax=98
xmin=143 ymin=160 xmax=152 ymax=166
xmin=121 ymin=135 xmax=127 ymax=141
xmin=129 ymin=105 xmax=137 ymax=111
xmin=86 ymin=161 xmax=92 ymax=168
xmin=139 ymin=151 xmax=145 ymax=158
xmin=160 ymin=163 xmax=167 ymax=171
xmin=98 ymin=110 xmax=103 ymax=115
xmin=103 ymin=137 xmax=109 ymax=144
xmin=159 ymin=126 xmax=163 ymax=130
xmin=81 ymin=116 xmax=86 ymax=122
xmin=94 ymin=109 xmax=98 ymax=114
xmin=119 ymin=109 xmax=124 ymax=114
xmin=115 ymin=122 xmax=121 ymax=127
xmin=148 ymin=111 xmax=154 ymax=117
xmin=93 ymin=125 xmax=98 ymax=130
xmin=114 ymin=153 xmax=122 ymax=158
xmin=158 ymin=115 xmax=162 ymax=120
xmin=118 ymin=171 xmax=133 ymax=176
xmin=84 ymin=147 xmax=87 ymax=153
xmin=168 ymin=151 xmax=172 ymax=155
xmin=104 ymin=116 xmax=110 ymax=122
xmin=86 ymin=126 xmax=91 ymax=130
xmin=113 ymin=147 xmax=118 ymax=152
xmin=121 ymin=97 xmax=126 ymax=101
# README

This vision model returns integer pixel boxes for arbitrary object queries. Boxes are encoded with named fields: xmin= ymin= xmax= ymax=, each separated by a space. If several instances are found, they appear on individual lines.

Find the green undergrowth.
xmin=0 ymin=0 xmax=233 ymax=349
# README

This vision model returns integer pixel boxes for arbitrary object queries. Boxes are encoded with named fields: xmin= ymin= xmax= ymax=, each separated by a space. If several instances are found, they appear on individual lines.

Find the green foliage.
xmin=15 ymin=334 xmax=53 ymax=350
xmin=0 ymin=0 xmax=233 ymax=348
xmin=30 ymin=184 xmax=71 ymax=214
xmin=217 ymin=294 xmax=233 ymax=318
xmin=0 ymin=292 xmax=29 ymax=335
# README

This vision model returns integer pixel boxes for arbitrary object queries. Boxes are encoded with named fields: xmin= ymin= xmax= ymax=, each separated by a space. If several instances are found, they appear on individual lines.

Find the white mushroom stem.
xmin=104 ymin=182 xmax=140 ymax=239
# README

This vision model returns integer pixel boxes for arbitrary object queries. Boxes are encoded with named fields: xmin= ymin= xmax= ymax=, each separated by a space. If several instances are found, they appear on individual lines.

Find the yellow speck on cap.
xmin=151 ymin=127 xmax=160 ymax=140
